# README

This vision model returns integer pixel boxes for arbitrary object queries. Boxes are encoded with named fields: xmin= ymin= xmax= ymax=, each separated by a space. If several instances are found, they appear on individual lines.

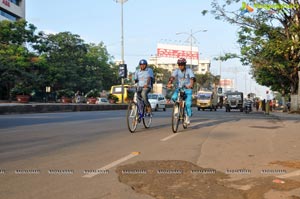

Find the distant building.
xmin=198 ymin=59 xmax=210 ymax=74
xmin=219 ymin=79 xmax=234 ymax=93
xmin=0 ymin=0 xmax=25 ymax=21
xmin=148 ymin=43 xmax=210 ymax=74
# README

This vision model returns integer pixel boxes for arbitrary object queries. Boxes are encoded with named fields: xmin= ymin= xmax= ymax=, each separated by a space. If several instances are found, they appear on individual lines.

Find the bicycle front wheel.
xmin=182 ymin=103 xmax=187 ymax=129
xmin=172 ymin=102 xmax=180 ymax=133
xmin=143 ymin=107 xmax=152 ymax=128
xmin=127 ymin=102 xmax=138 ymax=133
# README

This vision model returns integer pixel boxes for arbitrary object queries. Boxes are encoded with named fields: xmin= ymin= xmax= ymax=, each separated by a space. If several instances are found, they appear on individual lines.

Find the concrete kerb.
xmin=268 ymin=110 xmax=300 ymax=120
xmin=0 ymin=103 xmax=175 ymax=114
xmin=0 ymin=103 xmax=129 ymax=114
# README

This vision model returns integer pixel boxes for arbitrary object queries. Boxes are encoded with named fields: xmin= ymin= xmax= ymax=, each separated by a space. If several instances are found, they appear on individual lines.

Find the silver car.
xmin=148 ymin=93 xmax=166 ymax=111
xmin=96 ymin=97 xmax=110 ymax=105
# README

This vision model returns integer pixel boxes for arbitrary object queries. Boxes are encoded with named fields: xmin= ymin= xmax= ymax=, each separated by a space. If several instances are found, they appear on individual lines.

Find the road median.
xmin=0 ymin=103 xmax=175 ymax=114
xmin=0 ymin=103 xmax=129 ymax=114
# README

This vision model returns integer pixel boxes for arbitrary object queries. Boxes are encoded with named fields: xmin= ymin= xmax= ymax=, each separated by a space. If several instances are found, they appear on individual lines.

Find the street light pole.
xmin=189 ymin=29 xmax=192 ymax=68
xmin=176 ymin=29 xmax=207 ymax=68
xmin=114 ymin=0 xmax=128 ymax=103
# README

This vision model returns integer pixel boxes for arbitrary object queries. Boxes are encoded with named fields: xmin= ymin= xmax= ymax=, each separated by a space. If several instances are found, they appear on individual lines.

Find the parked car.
xmin=96 ymin=97 xmax=110 ymax=105
xmin=148 ymin=93 xmax=166 ymax=111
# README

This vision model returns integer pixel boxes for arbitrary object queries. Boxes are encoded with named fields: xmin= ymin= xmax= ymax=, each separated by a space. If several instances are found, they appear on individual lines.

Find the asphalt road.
xmin=0 ymin=108 xmax=299 ymax=199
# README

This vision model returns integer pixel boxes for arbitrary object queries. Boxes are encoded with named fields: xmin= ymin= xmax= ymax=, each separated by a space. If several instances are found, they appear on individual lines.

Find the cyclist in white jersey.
xmin=134 ymin=59 xmax=154 ymax=113
xmin=167 ymin=58 xmax=195 ymax=125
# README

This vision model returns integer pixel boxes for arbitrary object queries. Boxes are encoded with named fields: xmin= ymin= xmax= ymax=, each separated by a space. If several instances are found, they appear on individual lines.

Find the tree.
xmin=0 ymin=19 xmax=38 ymax=100
xmin=195 ymin=72 xmax=218 ymax=91
xmin=205 ymin=0 xmax=300 ymax=97
xmin=34 ymin=31 xmax=88 ymax=93
xmin=149 ymin=64 xmax=172 ymax=84
xmin=82 ymin=42 xmax=119 ymax=92
xmin=1 ymin=20 xmax=125 ymax=101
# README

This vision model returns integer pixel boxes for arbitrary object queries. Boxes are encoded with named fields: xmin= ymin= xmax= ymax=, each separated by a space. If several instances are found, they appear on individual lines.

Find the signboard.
xmin=156 ymin=43 xmax=199 ymax=60
xmin=219 ymin=79 xmax=234 ymax=87
xmin=157 ymin=48 xmax=199 ymax=60
xmin=118 ymin=64 xmax=127 ymax=78
xmin=217 ymin=87 xmax=223 ymax=94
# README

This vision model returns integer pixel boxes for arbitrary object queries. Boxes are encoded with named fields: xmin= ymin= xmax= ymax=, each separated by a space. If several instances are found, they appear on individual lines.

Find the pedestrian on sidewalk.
xmin=255 ymin=99 xmax=260 ymax=111
xmin=262 ymin=99 xmax=266 ymax=111
xmin=265 ymin=90 xmax=271 ymax=115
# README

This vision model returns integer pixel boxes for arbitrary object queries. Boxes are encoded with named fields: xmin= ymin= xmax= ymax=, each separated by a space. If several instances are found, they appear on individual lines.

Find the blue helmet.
xmin=139 ymin=59 xmax=148 ymax=65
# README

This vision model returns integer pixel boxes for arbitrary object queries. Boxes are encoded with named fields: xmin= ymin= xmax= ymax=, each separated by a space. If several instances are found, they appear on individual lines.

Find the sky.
xmin=25 ymin=0 xmax=270 ymax=97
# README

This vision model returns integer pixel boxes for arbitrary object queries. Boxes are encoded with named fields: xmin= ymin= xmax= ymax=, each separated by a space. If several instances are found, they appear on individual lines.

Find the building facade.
xmin=148 ymin=43 xmax=210 ymax=74
xmin=219 ymin=79 xmax=235 ymax=93
xmin=0 ymin=0 xmax=25 ymax=21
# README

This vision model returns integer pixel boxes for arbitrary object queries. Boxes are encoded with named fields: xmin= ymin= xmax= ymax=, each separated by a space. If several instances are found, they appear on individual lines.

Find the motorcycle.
xmin=244 ymin=100 xmax=252 ymax=114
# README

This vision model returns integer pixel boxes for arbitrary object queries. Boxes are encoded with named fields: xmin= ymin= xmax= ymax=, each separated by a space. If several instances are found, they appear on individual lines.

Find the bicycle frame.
xmin=178 ymin=88 xmax=187 ymax=122
xmin=136 ymin=94 xmax=145 ymax=121
xmin=126 ymin=87 xmax=152 ymax=133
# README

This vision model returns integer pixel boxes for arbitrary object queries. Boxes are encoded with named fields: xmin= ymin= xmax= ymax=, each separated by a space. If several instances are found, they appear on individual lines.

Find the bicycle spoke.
xmin=127 ymin=102 xmax=138 ymax=133
xmin=172 ymin=103 xmax=180 ymax=133
xmin=143 ymin=107 xmax=152 ymax=128
xmin=182 ymin=109 xmax=188 ymax=129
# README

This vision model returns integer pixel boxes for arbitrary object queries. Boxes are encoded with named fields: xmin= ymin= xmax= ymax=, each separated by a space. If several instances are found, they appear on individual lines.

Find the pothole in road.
xmin=270 ymin=160 xmax=300 ymax=169
xmin=116 ymin=160 xmax=300 ymax=199
xmin=248 ymin=125 xmax=283 ymax=129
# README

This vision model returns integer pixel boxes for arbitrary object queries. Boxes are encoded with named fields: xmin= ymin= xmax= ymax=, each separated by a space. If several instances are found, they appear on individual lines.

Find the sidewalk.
xmin=196 ymin=109 xmax=300 ymax=198
xmin=268 ymin=109 xmax=300 ymax=120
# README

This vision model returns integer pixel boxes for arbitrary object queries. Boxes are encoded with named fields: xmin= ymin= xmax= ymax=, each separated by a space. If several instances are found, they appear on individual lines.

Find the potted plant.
xmin=57 ymin=89 xmax=74 ymax=103
xmin=107 ymin=94 xmax=119 ymax=104
xmin=85 ymin=89 xmax=100 ymax=104
xmin=10 ymin=84 xmax=32 ymax=103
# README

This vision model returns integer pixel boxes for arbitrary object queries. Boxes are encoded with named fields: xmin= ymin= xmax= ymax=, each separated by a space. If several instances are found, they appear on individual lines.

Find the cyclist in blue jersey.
xmin=134 ymin=59 xmax=154 ymax=113
xmin=167 ymin=58 xmax=196 ymax=125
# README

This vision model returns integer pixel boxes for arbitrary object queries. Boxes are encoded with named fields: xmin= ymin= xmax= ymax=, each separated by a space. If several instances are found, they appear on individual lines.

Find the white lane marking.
xmin=160 ymin=134 xmax=179 ymax=141
xmin=82 ymin=152 xmax=140 ymax=178
xmin=277 ymin=170 xmax=300 ymax=179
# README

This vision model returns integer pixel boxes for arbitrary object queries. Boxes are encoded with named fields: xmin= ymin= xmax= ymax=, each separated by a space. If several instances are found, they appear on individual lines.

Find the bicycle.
xmin=126 ymin=87 xmax=152 ymax=133
xmin=172 ymin=87 xmax=188 ymax=133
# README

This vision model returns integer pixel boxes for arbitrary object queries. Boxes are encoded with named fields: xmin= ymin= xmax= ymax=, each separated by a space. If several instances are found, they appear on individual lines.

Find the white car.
xmin=96 ymin=97 xmax=110 ymax=104
xmin=148 ymin=93 xmax=166 ymax=111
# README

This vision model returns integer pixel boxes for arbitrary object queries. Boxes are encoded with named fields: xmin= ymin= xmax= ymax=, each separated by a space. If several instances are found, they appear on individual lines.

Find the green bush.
xmin=85 ymin=89 xmax=100 ymax=98
xmin=56 ymin=89 xmax=74 ymax=98
xmin=10 ymin=84 xmax=31 ymax=97
xmin=107 ymin=94 xmax=119 ymax=102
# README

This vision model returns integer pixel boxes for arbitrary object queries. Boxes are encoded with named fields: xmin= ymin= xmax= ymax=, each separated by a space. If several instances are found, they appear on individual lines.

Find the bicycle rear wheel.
xmin=172 ymin=102 xmax=180 ymax=133
xmin=143 ymin=106 xmax=152 ymax=128
xmin=127 ymin=102 xmax=138 ymax=133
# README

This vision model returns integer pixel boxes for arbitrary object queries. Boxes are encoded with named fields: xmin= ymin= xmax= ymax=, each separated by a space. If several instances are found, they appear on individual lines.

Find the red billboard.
xmin=219 ymin=79 xmax=233 ymax=87
xmin=157 ymin=48 xmax=199 ymax=60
